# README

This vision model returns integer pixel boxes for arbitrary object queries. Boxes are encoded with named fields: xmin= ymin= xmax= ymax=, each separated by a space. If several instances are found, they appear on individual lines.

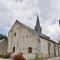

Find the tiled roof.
xmin=0 ymin=39 xmax=5 ymax=43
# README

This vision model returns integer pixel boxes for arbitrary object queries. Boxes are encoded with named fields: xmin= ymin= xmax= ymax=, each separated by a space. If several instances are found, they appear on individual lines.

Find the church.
xmin=8 ymin=15 xmax=60 ymax=59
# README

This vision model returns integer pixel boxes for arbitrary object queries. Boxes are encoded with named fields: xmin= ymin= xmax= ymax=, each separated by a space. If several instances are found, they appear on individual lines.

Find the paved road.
xmin=44 ymin=57 xmax=60 ymax=60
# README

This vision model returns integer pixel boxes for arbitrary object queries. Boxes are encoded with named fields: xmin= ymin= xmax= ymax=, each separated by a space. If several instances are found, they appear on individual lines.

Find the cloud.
xmin=0 ymin=0 xmax=60 ymax=42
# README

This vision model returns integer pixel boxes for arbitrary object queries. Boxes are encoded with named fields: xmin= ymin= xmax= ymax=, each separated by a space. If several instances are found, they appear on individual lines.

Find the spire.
xmin=36 ymin=15 xmax=40 ymax=27
xmin=35 ymin=15 xmax=42 ymax=34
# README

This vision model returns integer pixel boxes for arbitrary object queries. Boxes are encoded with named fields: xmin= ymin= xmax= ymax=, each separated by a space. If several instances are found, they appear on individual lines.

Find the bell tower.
xmin=35 ymin=15 xmax=42 ymax=34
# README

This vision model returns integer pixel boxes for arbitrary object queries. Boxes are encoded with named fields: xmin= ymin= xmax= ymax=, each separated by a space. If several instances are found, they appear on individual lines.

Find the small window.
xmin=14 ymin=33 xmax=16 ymax=36
xmin=36 ymin=48 xmax=37 ymax=49
xmin=26 ymin=49 xmax=27 ymax=50
xmin=36 ymin=29 xmax=37 ymax=30
xmin=13 ymin=47 xmax=15 ymax=52
xmin=26 ymin=36 xmax=28 ymax=37
xmin=40 ymin=29 xmax=41 ymax=31
xmin=23 ymin=36 xmax=24 ymax=38
xmin=30 ymin=35 xmax=31 ymax=37
xmin=28 ymin=47 xmax=32 ymax=53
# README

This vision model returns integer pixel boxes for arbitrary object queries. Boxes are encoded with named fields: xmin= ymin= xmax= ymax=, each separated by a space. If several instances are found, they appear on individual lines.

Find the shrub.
xmin=3 ymin=55 xmax=10 ymax=59
xmin=0 ymin=52 xmax=11 ymax=59
xmin=13 ymin=53 xmax=26 ymax=60
xmin=0 ymin=54 xmax=10 ymax=59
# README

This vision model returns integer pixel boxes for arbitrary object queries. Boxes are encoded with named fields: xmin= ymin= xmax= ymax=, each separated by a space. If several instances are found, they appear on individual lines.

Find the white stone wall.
xmin=0 ymin=40 xmax=8 ymax=55
xmin=40 ymin=38 xmax=48 ymax=58
xmin=55 ymin=44 xmax=59 ymax=56
xmin=50 ymin=42 xmax=54 ymax=57
xmin=16 ymin=27 xmax=38 ymax=54
xmin=58 ymin=45 xmax=60 ymax=56
xmin=8 ymin=22 xmax=39 ymax=59
xmin=40 ymin=38 xmax=58 ymax=58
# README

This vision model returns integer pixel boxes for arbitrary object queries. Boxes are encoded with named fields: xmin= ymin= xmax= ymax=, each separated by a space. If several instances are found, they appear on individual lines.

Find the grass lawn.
xmin=0 ymin=58 xmax=10 ymax=60
xmin=31 ymin=58 xmax=43 ymax=60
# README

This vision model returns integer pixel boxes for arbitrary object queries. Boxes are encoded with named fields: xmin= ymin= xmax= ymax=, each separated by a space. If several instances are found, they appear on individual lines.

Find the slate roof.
xmin=40 ymin=34 xmax=57 ymax=44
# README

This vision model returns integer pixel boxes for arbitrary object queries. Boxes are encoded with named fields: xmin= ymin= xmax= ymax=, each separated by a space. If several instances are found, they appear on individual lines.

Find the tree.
xmin=58 ymin=40 xmax=60 ymax=45
xmin=0 ymin=34 xmax=7 ymax=40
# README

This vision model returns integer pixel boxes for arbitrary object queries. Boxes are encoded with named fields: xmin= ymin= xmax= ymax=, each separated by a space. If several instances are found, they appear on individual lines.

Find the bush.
xmin=0 ymin=52 xmax=11 ymax=59
xmin=13 ymin=53 xmax=26 ymax=60
xmin=0 ymin=54 xmax=10 ymax=59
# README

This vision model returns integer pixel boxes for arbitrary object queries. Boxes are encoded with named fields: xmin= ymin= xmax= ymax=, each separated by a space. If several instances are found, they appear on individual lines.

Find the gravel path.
xmin=0 ymin=58 xmax=10 ymax=60
xmin=44 ymin=57 xmax=60 ymax=60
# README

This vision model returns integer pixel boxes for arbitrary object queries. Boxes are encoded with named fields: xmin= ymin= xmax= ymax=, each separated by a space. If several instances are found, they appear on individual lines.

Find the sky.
xmin=0 ymin=0 xmax=60 ymax=42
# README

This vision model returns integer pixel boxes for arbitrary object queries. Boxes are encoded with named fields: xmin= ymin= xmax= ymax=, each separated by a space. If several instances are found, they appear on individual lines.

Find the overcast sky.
xmin=0 ymin=0 xmax=60 ymax=42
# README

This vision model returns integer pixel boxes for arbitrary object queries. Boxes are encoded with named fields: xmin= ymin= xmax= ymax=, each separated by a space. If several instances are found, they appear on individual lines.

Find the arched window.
xmin=28 ymin=47 xmax=32 ymax=53
xmin=13 ymin=47 xmax=15 ymax=52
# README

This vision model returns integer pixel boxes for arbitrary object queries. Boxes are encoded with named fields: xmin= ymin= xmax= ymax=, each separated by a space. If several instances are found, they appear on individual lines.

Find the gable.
xmin=9 ymin=20 xmax=57 ymax=44
xmin=9 ymin=20 xmax=21 ymax=32
xmin=9 ymin=20 xmax=38 ymax=36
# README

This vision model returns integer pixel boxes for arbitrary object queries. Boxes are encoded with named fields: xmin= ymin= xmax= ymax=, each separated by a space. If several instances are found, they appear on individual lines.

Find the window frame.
xmin=28 ymin=47 xmax=32 ymax=53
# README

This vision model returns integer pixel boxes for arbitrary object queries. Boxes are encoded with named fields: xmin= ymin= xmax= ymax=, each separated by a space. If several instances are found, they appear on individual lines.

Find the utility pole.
xmin=58 ymin=20 xmax=60 ymax=56
xmin=58 ymin=20 xmax=60 ymax=41
xmin=59 ymin=20 xmax=60 ymax=26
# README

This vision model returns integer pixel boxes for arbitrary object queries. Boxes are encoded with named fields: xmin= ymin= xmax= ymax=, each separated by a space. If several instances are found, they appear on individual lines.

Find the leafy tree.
xmin=58 ymin=40 xmax=60 ymax=45
xmin=0 ymin=34 xmax=7 ymax=40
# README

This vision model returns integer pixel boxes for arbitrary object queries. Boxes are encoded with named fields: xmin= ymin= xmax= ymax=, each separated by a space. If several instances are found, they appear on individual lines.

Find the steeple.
xmin=35 ymin=15 xmax=42 ymax=34
xmin=36 ymin=15 xmax=40 ymax=27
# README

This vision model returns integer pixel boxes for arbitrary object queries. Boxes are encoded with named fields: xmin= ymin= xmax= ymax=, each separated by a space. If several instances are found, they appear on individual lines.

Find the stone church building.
xmin=8 ymin=16 xmax=59 ymax=59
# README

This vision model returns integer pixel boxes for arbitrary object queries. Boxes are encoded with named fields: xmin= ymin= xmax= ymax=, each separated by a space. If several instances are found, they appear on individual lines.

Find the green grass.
xmin=31 ymin=58 xmax=43 ymax=60
xmin=0 ymin=55 xmax=10 ymax=59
